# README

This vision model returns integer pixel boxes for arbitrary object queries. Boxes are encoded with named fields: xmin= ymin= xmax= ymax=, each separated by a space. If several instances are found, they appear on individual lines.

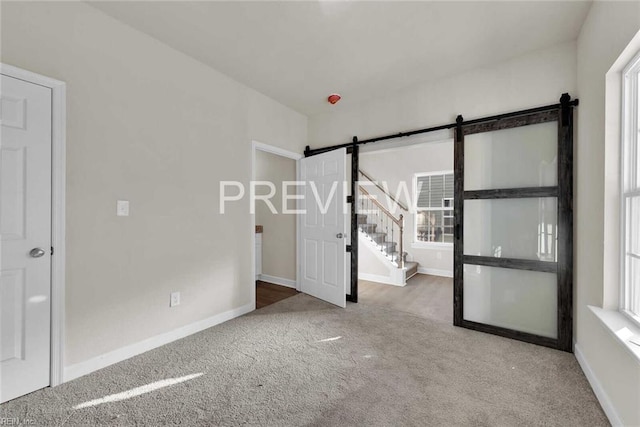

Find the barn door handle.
xmin=336 ymin=233 xmax=344 ymax=239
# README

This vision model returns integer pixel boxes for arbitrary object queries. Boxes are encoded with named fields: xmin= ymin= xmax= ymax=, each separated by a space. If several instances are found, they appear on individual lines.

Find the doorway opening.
xmin=355 ymin=134 xmax=454 ymax=323
xmin=251 ymin=142 xmax=301 ymax=310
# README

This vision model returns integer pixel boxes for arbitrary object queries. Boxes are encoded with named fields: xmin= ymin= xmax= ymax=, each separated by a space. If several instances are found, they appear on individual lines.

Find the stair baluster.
xmin=392 ymin=221 xmax=396 ymax=263
xmin=358 ymin=185 xmax=404 ymax=269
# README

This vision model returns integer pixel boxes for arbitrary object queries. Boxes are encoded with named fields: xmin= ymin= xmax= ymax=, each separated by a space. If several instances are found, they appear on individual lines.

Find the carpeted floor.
xmin=1 ymin=294 xmax=608 ymax=426
xmin=359 ymin=274 xmax=453 ymax=323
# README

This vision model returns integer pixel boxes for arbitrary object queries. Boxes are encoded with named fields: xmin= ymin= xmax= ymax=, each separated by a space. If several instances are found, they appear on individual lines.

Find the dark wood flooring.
xmin=358 ymin=274 xmax=453 ymax=323
xmin=256 ymin=280 xmax=298 ymax=309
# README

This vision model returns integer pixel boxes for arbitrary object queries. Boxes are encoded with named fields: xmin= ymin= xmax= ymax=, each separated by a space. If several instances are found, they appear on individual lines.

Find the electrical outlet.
xmin=116 ymin=200 xmax=130 ymax=217
xmin=170 ymin=292 xmax=180 ymax=307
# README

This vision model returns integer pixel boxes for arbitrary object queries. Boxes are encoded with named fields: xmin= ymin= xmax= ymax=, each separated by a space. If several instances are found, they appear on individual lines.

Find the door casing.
xmin=1 ymin=63 xmax=66 ymax=385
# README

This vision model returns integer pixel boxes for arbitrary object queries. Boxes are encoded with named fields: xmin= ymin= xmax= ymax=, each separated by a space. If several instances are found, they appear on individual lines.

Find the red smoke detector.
xmin=327 ymin=94 xmax=341 ymax=105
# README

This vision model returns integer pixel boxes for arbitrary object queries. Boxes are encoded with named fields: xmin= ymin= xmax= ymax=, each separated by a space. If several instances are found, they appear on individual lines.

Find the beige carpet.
xmin=1 ymin=294 xmax=607 ymax=426
xmin=359 ymin=274 xmax=453 ymax=323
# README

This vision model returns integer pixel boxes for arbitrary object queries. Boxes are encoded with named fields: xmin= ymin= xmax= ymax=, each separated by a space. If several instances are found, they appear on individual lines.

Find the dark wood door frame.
xmin=347 ymin=141 xmax=359 ymax=302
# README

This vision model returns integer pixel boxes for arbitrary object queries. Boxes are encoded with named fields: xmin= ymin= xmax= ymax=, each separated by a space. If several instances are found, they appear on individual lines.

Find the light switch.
xmin=117 ymin=200 xmax=130 ymax=217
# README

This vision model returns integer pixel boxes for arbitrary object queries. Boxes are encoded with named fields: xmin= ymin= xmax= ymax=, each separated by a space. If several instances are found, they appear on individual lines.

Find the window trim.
xmin=620 ymin=49 xmax=640 ymax=326
xmin=413 ymin=170 xmax=454 ymax=246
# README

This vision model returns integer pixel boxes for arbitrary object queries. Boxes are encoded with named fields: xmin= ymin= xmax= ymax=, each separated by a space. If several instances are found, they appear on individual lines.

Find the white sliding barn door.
xmin=1 ymin=74 xmax=52 ymax=402
xmin=299 ymin=149 xmax=347 ymax=308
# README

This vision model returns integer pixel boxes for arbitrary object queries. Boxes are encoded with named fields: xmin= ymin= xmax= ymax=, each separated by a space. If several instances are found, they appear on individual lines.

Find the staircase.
xmin=358 ymin=178 xmax=418 ymax=285
xmin=358 ymin=213 xmax=418 ymax=281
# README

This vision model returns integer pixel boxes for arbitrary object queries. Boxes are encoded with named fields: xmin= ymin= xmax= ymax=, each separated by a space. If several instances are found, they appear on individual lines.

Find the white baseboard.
xmin=358 ymin=272 xmax=405 ymax=287
xmin=417 ymin=267 xmax=453 ymax=278
xmin=574 ymin=343 xmax=623 ymax=427
xmin=257 ymin=274 xmax=297 ymax=289
xmin=64 ymin=302 xmax=254 ymax=383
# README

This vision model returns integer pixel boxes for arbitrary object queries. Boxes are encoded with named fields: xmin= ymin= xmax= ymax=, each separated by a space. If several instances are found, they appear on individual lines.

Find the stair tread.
xmin=359 ymin=225 xmax=412 ymax=270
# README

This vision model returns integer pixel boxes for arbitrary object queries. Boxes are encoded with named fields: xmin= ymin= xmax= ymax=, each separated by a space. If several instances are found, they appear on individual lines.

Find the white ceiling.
xmin=90 ymin=1 xmax=591 ymax=116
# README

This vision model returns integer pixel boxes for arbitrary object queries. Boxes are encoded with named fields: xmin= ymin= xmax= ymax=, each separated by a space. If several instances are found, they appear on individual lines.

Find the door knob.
xmin=336 ymin=233 xmax=344 ymax=239
xmin=29 ymin=248 xmax=46 ymax=258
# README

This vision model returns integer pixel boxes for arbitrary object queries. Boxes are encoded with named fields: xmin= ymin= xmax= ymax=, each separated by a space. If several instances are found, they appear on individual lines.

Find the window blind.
xmin=416 ymin=173 xmax=454 ymax=209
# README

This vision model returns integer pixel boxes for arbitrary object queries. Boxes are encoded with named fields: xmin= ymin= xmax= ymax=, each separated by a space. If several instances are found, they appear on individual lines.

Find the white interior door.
xmin=1 ymin=74 xmax=52 ymax=402
xmin=300 ymin=148 xmax=347 ymax=307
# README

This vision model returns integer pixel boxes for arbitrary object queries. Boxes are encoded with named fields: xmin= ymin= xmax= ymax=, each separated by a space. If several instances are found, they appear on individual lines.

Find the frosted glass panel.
xmin=465 ymin=121 xmax=558 ymax=191
xmin=464 ymin=198 xmax=557 ymax=261
xmin=463 ymin=265 xmax=557 ymax=338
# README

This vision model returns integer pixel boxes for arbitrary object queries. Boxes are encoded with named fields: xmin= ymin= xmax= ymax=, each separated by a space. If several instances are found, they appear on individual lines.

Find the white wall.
xmin=359 ymin=238 xmax=394 ymax=277
xmin=254 ymin=150 xmax=297 ymax=282
xmin=0 ymin=2 xmax=307 ymax=369
xmin=359 ymin=140 xmax=454 ymax=276
xmin=575 ymin=2 xmax=640 ymax=425
xmin=309 ymin=41 xmax=577 ymax=147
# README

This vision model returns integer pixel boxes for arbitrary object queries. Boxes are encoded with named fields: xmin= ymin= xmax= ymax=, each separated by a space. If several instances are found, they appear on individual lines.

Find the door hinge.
xmin=346 ymin=245 xmax=352 ymax=252
xmin=346 ymin=195 xmax=354 ymax=204
xmin=51 ymin=246 xmax=54 ymax=256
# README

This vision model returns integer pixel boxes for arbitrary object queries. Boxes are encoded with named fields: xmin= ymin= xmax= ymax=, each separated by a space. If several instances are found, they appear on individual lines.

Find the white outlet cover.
xmin=117 ymin=200 xmax=130 ymax=217
xmin=170 ymin=292 xmax=180 ymax=307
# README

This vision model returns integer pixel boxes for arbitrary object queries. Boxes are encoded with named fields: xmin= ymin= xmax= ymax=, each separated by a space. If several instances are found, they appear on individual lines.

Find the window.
xmin=414 ymin=172 xmax=454 ymax=244
xmin=622 ymin=52 xmax=640 ymax=322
